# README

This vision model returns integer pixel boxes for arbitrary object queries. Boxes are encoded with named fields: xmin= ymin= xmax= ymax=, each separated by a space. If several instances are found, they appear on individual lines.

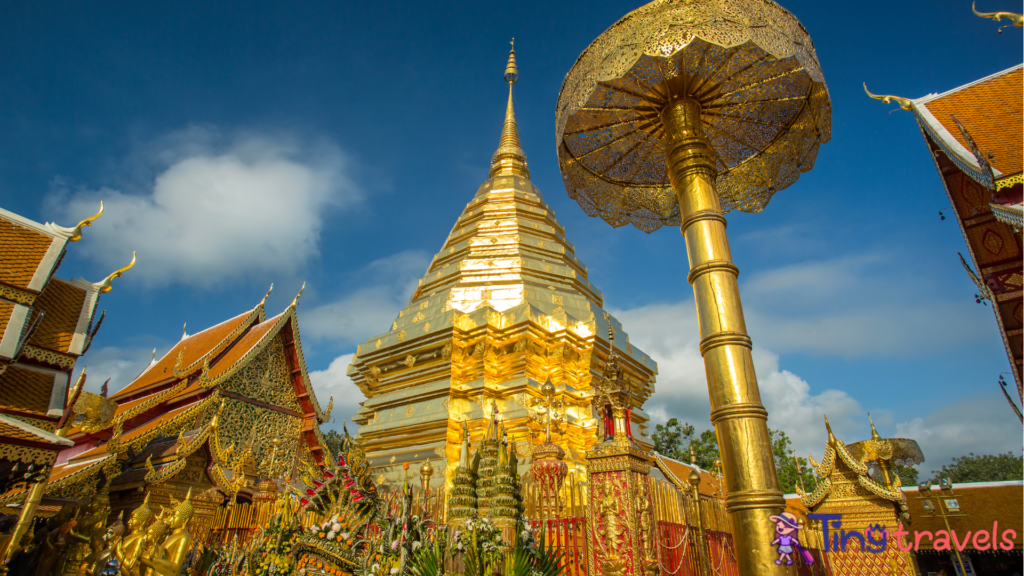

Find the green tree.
xmin=651 ymin=419 xmax=719 ymax=470
xmin=768 ymin=428 xmax=815 ymax=495
xmin=321 ymin=429 xmax=345 ymax=458
xmin=929 ymin=452 xmax=1023 ymax=483
xmin=891 ymin=464 xmax=919 ymax=486
xmin=652 ymin=418 xmax=693 ymax=461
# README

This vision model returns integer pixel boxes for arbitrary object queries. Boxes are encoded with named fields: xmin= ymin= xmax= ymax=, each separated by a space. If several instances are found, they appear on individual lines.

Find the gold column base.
xmin=660 ymin=97 xmax=786 ymax=576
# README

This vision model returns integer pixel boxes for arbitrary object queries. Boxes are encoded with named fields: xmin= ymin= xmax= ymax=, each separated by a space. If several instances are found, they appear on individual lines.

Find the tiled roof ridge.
xmin=913 ymin=63 xmax=1023 ymax=106
xmin=175 ymin=304 xmax=265 ymax=377
xmin=203 ymin=311 xmax=287 ymax=388
xmin=110 ymin=306 xmax=262 ymax=401
xmin=905 ymin=479 xmax=1024 ymax=491
xmin=0 ymin=206 xmax=79 ymax=242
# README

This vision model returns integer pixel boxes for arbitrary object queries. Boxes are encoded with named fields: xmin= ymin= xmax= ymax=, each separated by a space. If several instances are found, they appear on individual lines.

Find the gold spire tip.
xmin=504 ymin=39 xmax=518 ymax=85
xmin=863 ymin=83 xmax=914 ymax=110
xmin=69 ymin=202 xmax=104 ymax=242
xmin=972 ymin=2 xmax=1023 ymax=27
xmin=96 ymin=251 xmax=136 ymax=293
xmin=259 ymin=283 xmax=274 ymax=307
xmin=290 ymin=282 xmax=306 ymax=308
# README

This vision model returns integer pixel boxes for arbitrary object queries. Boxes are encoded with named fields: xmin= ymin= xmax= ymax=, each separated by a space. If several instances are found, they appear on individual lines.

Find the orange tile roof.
xmin=654 ymin=453 xmax=724 ymax=498
xmin=905 ymin=482 xmax=1023 ymax=549
xmin=0 ymin=217 xmax=55 ymax=291
xmin=28 ymin=278 xmax=87 ymax=353
xmin=0 ymin=300 xmax=13 ymax=346
xmin=0 ymin=364 xmax=54 ymax=417
xmin=206 ymin=315 xmax=280 ymax=381
xmin=111 ymin=310 xmax=255 ymax=400
xmin=923 ymin=67 xmax=1023 ymax=177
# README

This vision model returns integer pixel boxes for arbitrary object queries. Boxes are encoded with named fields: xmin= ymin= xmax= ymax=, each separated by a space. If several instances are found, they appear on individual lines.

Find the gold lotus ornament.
xmin=555 ymin=0 xmax=831 ymax=573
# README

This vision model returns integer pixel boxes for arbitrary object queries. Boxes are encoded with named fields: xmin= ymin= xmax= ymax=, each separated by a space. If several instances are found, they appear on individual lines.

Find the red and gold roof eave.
xmin=908 ymin=65 xmax=1022 ymax=190
xmin=110 ymin=303 xmax=267 ymax=402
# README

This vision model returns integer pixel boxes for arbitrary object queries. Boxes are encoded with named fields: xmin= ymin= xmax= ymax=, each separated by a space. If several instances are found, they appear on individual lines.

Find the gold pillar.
xmin=660 ymin=97 xmax=785 ymax=575
xmin=687 ymin=470 xmax=709 ymax=576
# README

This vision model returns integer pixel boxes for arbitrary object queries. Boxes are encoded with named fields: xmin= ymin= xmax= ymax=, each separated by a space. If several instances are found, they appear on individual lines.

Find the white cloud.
xmin=613 ymin=301 xmax=864 ymax=460
xmin=48 ymin=126 xmax=358 ymax=287
xmin=895 ymin=393 xmax=1021 ymax=475
xmin=742 ymin=255 xmax=992 ymax=357
xmin=308 ymin=353 xmax=363 ymax=430
xmin=73 ymin=345 xmax=163 ymax=395
xmin=300 ymin=250 xmax=429 ymax=346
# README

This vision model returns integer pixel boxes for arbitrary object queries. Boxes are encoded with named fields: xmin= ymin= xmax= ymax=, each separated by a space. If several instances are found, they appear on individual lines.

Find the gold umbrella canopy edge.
xmin=555 ymin=0 xmax=832 ymax=233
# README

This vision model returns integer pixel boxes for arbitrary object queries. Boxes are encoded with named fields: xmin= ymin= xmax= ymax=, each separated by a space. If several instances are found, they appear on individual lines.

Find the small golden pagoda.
xmin=1 ymin=287 xmax=332 ymax=542
xmin=347 ymin=45 xmax=659 ymax=488
xmin=801 ymin=417 xmax=918 ymax=576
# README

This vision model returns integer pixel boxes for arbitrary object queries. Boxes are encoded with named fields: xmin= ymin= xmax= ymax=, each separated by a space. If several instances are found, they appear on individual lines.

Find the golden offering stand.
xmin=555 ymin=1 xmax=831 ymax=572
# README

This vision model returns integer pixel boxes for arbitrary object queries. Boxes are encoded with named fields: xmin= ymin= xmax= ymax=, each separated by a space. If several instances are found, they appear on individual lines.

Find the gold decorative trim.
xmin=0 ymin=285 xmax=36 ymax=306
xmin=863 ymin=84 xmax=914 ymax=111
xmin=144 ymin=454 xmax=187 ymax=485
xmin=0 ymin=444 xmax=58 ymax=466
xmin=996 ymin=172 xmax=1023 ymax=190
xmin=20 ymin=345 xmax=75 ymax=369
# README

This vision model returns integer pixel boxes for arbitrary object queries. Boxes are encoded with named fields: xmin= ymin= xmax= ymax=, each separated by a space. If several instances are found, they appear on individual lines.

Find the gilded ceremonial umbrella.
xmin=555 ymin=0 xmax=831 ymax=572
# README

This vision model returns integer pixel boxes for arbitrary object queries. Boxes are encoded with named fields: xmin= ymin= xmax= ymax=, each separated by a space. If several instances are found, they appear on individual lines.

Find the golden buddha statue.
xmin=139 ymin=489 xmax=194 ymax=576
xmin=137 ymin=507 xmax=170 ymax=576
xmin=57 ymin=490 xmax=108 ymax=576
xmin=116 ymin=494 xmax=154 ymax=576
xmin=80 ymin=520 xmax=124 ymax=576
xmin=34 ymin=502 xmax=79 ymax=576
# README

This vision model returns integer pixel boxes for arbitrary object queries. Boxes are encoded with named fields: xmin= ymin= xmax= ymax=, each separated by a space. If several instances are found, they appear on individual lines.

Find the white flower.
xmin=390 ymin=569 xmax=399 ymax=575
xmin=326 ymin=531 xmax=336 ymax=540
xmin=341 ymin=532 xmax=350 ymax=539
xmin=332 ymin=523 xmax=342 ymax=533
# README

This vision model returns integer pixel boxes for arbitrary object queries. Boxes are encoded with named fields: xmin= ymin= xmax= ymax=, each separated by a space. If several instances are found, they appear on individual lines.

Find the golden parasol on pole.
xmin=555 ymin=1 xmax=831 ymax=572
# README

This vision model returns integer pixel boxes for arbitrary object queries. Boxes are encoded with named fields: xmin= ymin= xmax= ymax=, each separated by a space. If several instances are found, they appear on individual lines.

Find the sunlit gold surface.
xmin=349 ymin=48 xmax=659 ymax=490
xmin=863 ymin=84 xmax=914 ymax=111
xmin=555 ymin=0 xmax=831 ymax=233
xmin=972 ymin=1 xmax=1023 ymax=27
xmin=556 ymin=1 xmax=833 ymax=573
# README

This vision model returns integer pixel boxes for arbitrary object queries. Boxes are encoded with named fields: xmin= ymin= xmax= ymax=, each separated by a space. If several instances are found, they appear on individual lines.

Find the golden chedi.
xmin=348 ymin=43 xmax=659 ymax=490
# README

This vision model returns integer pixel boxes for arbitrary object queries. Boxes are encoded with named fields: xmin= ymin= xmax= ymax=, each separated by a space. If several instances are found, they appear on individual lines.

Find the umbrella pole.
xmin=660 ymin=96 xmax=787 ymax=575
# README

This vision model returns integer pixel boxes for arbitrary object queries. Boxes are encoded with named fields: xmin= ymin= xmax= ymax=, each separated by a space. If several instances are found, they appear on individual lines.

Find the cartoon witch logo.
xmin=769 ymin=512 xmax=815 ymax=566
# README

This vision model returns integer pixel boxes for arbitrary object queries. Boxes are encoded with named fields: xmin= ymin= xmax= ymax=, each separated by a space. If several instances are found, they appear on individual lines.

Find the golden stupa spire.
xmin=824 ymin=414 xmax=836 ymax=445
xmin=489 ymin=39 xmax=529 ymax=179
xmin=868 ymin=413 xmax=881 ymax=440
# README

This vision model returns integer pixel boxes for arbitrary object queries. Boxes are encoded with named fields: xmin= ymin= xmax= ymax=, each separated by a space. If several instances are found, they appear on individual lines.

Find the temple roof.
xmin=914 ymin=65 xmax=1022 ymax=180
xmin=652 ymin=452 xmax=724 ymax=498
xmin=802 ymin=417 xmax=904 ymax=509
xmin=111 ymin=307 xmax=262 ymax=400
xmin=0 ymin=208 xmax=69 ymax=294
xmin=885 ymin=64 xmax=1024 ymax=190
xmin=0 ymin=364 xmax=64 ymax=418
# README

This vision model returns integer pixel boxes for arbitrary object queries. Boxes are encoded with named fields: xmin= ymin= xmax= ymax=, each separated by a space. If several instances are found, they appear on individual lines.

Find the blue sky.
xmin=1 ymin=0 xmax=1019 ymax=474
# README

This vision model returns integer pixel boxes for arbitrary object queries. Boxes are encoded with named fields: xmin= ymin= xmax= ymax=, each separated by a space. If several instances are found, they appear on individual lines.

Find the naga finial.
xmin=259 ymin=284 xmax=274 ymax=307
xmin=863 ymin=83 xmax=914 ymax=111
xmin=95 ymin=251 xmax=136 ymax=293
xmin=290 ymin=282 xmax=306 ymax=308
xmin=972 ymin=2 xmax=1023 ymax=29
xmin=68 ymin=202 xmax=104 ymax=242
